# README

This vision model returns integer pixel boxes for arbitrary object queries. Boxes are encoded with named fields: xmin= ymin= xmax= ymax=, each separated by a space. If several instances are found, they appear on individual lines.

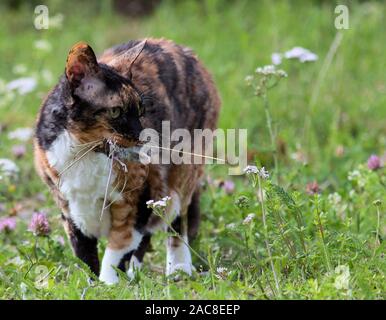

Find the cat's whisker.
xmin=100 ymin=154 xmax=114 ymax=221
xmin=146 ymin=145 xmax=226 ymax=163
xmin=58 ymin=142 xmax=102 ymax=181
xmin=73 ymin=141 xmax=103 ymax=158
xmin=73 ymin=139 xmax=103 ymax=148
xmin=120 ymin=164 xmax=149 ymax=196
xmin=101 ymin=165 xmax=129 ymax=212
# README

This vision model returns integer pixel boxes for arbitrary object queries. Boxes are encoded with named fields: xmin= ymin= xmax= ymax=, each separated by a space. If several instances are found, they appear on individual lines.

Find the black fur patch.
xmin=35 ymin=76 xmax=70 ymax=150
xmin=65 ymin=216 xmax=100 ymax=275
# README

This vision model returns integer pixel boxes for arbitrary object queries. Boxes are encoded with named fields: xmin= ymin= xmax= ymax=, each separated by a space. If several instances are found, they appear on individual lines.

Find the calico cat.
xmin=34 ymin=38 xmax=220 ymax=284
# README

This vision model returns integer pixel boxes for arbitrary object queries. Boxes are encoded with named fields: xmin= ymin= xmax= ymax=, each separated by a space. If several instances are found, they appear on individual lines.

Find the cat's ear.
xmin=65 ymin=42 xmax=99 ymax=88
xmin=109 ymin=39 xmax=147 ymax=79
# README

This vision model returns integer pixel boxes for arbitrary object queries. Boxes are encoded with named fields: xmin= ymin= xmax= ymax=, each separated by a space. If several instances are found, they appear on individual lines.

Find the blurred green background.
xmin=1 ymin=0 xmax=385 ymax=180
xmin=0 ymin=0 xmax=385 ymax=299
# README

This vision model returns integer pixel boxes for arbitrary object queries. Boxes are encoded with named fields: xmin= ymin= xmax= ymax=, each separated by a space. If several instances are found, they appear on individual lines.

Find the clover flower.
xmin=12 ymin=145 xmax=26 ymax=159
xmin=367 ymin=154 xmax=381 ymax=171
xmin=0 ymin=217 xmax=17 ymax=232
xmin=29 ymin=212 xmax=51 ymax=236
xmin=216 ymin=267 xmax=229 ymax=279
xmin=306 ymin=181 xmax=320 ymax=195
xmin=221 ymin=180 xmax=235 ymax=195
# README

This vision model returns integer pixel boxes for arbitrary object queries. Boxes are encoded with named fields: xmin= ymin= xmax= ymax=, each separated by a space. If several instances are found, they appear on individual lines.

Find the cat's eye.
xmin=109 ymin=107 xmax=122 ymax=119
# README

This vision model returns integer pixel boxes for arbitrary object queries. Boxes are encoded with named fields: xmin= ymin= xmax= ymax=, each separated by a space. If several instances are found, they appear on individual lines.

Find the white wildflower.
xmin=284 ymin=47 xmax=318 ymax=61
xmin=12 ymin=64 xmax=27 ymax=75
xmin=34 ymin=39 xmax=52 ymax=52
xmin=328 ymin=192 xmax=342 ymax=207
xmin=146 ymin=200 xmax=154 ymax=206
xmin=348 ymin=170 xmax=360 ymax=181
xmin=284 ymin=47 xmax=318 ymax=63
xmin=49 ymin=13 xmax=64 ymax=29
xmin=271 ymin=52 xmax=282 ymax=65
xmin=277 ymin=70 xmax=288 ymax=78
xmin=216 ymin=267 xmax=229 ymax=279
xmin=299 ymin=51 xmax=318 ymax=63
xmin=348 ymin=169 xmax=366 ymax=188
xmin=154 ymin=200 xmax=167 ymax=207
xmin=243 ymin=213 xmax=255 ymax=225
xmin=217 ymin=267 xmax=228 ymax=274
xmin=244 ymin=75 xmax=254 ymax=85
xmin=41 ymin=69 xmax=53 ymax=84
xmin=255 ymin=65 xmax=276 ymax=75
xmin=334 ymin=265 xmax=350 ymax=290
xmin=147 ymin=196 xmax=171 ymax=209
xmin=6 ymin=77 xmax=37 ymax=95
xmin=0 ymin=159 xmax=19 ymax=177
xmin=226 ymin=223 xmax=236 ymax=230
xmin=243 ymin=165 xmax=258 ymax=174
xmin=7 ymin=127 xmax=33 ymax=141
xmin=258 ymin=167 xmax=269 ymax=180
xmin=284 ymin=47 xmax=307 ymax=59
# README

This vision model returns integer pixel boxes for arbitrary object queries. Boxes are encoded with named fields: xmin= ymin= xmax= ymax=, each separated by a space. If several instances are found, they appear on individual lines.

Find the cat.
xmin=34 ymin=38 xmax=220 ymax=284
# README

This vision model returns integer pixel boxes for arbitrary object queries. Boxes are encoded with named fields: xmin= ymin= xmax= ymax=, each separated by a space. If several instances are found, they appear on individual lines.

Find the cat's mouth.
xmin=110 ymin=135 xmax=140 ymax=148
xmin=95 ymin=137 xmax=148 ymax=163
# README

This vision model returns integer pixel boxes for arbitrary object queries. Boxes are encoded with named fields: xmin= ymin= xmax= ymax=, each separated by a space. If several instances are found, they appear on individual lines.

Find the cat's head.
xmin=64 ymin=41 xmax=145 ymax=147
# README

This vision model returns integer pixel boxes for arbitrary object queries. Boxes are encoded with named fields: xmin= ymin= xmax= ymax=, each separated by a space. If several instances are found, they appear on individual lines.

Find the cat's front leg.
xmin=165 ymin=193 xmax=194 ymax=276
xmin=62 ymin=215 xmax=100 ymax=275
xmin=99 ymin=201 xmax=143 ymax=285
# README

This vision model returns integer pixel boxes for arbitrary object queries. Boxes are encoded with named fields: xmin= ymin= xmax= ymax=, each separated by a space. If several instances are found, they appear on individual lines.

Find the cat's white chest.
xmin=46 ymin=130 xmax=120 ymax=238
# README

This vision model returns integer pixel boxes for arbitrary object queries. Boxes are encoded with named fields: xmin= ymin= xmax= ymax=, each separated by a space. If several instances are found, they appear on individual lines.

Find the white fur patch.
xmin=166 ymin=235 xmax=193 ymax=276
xmin=99 ymin=230 xmax=143 ymax=285
xmin=46 ymin=130 xmax=122 ymax=238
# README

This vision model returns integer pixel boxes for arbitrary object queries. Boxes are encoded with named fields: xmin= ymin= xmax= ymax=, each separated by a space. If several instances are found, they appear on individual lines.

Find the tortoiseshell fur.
xmin=34 ymin=38 xmax=220 ymax=283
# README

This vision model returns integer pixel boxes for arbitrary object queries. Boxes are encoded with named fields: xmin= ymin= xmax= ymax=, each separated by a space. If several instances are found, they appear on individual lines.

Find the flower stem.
xmin=314 ymin=196 xmax=332 ymax=272
xmin=263 ymin=95 xmax=279 ymax=184
xmin=258 ymin=176 xmax=281 ymax=297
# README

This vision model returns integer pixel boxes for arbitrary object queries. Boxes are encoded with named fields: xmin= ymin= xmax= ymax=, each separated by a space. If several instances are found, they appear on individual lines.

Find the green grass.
xmin=0 ymin=0 xmax=385 ymax=299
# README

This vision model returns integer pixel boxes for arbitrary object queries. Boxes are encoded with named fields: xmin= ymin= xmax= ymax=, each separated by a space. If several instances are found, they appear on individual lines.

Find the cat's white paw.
xmin=99 ymin=269 xmax=119 ymax=285
xmin=100 ymin=247 xmax=127 ymax=285
xmin=127 ymin=256 xmax=142 ymax=280
xmin=166 ymin=239 xmax=193 ymax=276
xmin=166 ymin=262 xmax=193 ymax=276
